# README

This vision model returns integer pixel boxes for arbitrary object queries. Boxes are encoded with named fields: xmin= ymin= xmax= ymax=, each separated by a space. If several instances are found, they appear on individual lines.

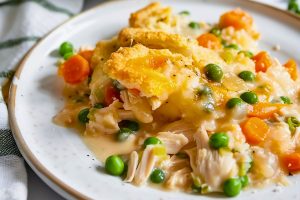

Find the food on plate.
xmin=54 ymin=2 xmax=300 ymax=197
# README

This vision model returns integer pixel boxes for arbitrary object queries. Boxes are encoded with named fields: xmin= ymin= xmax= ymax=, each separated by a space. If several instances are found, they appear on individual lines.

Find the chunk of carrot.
xmin=219 ymin=8 xmax=253 ymax=30
xmin=252 ymin=51 xmax=273 ymax=72
xmin=60 ymin=55 xmax=90 ymax=84
xmin=104 ymin=84 xmax=121 ymax=106
xmin=128 ymin=88 xmax=140 ymax=96
xmin=197 ymin=33 xmax=222 ymax=50
xmin=248 ymin=102 xmax=286 ymax=119
xmin=282 ymin=152 xmax=300 ymax=172
xmin=284 ymin=59 xmax=298 ymax=81
xmin=149 ymin=56 xmax=168 ymax=69
xmin=79 ymin=50 xmax=94 ymax=65
xmin=241 ymin=117 xmax=269 ymax=145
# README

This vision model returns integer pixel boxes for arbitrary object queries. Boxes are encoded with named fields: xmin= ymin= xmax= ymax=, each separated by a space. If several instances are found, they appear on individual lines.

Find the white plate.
xmin=9 ymin=0 xmax=300 ymax=199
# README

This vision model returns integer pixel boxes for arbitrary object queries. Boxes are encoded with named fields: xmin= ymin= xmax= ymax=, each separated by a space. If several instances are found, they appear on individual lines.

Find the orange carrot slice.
xmin=60 ymin=55 xmax=90 ymax=84
xmin=149 ymin=56 xmax=168 ymax=69
xmin=128 ymin=88 xmax=140 ymax=96
xmin=253 ymin=51 xmax=273 ymax=72
xmin=241 ymin=117 xmax=269 ymax=145
xmin=197 ymin=33 xmax=222 ymax=50
xmin=104 ymin=84 xmax=121 ymax=106
xmin=79 ymin=50 xmax=94 ymax=64
xmin=219 ymin=9 xmax=253 ymax=30
xmin=248 ymin=102 xmax=286 ymax=119
xmin=282 ymin=152 xmax=300 ymax=172
xmin=284 ymin=59 xmax=298 ymax=81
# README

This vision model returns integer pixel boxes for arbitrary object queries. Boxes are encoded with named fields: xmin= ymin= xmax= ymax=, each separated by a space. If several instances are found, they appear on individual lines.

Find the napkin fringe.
xmin=0 ymin=0 xmax=75 ymax=16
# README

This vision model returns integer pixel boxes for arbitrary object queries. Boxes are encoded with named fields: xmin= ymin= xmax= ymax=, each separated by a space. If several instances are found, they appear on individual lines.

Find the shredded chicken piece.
xmin=257 ymin=59 xmax=297 ymax=98
xmin=264 ymin=122 xmax=294 ymax=155
xmin=134 ymin=146 xmax=157 ymax=185
xmin=86 ymin=101 xmax=122 ymax=135
xmin=250 ymin=146 xmax=286 ymax=185
xmin=124 ymin=151 xmax=139 ymax=182
xmin=118 ymin=110 xmax=135 ymax=120
xmin=195 ymin=149 xmax=238 ymax=191
xmin=148 ymin=96 xmax=163 ymax=110
xmin=157 ymin=132 xmax=188 ymax=154
xmin=185 ymin=148 xmax=197 ymax=172
xmin=161 ymin=154 xmax=189 ymax=170
xmin=190 ymin=127 xmax=239 ymax=192
xmin=293 ymin=127 xmax=300 ymax=151
xmin=166 ymin=167 xmax=192 ymax=190
xmin=161 ymin=120 xmax=196 ymax=141
xmin=120 ymin=90 xmax=153 ymax=123
xmin=161 ymin=155 xmax=192 ymax=190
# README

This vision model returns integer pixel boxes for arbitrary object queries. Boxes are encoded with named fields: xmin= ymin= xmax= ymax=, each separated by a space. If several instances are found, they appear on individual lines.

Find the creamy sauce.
xmin=82 ymin=123 xmax=162 ymax=161
xmin=82 ymin=133 xmax=138 ymax=161
xmin=54 ymin=96 xmax=161 ymax=163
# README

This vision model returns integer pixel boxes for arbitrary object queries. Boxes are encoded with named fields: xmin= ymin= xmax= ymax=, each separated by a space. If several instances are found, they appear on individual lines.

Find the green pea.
xmin=59 ymin=41 xmax=73 ymax=56
xmin=286 ymin=116 xmax=300 ymax=133
xmin=225 ymin=44 xmax=239 ymax=50
xmin=150 ymin=169 xmax=165 ymax=183
xmin=78 ymin=108 xmax=89 ymax=123
xmin=143 ymin=137 xmax=162 ymax=148
xmin=94 ymin=103 xmax=104 ymax=109
xmin=223 ymin=178 xmax=242 ymax=197
xmin=209 ymin=132 xmax=229 ymax=149
xmin=288 ymin=0 xmax=299 ymax=12
xmin=280 ymin=96 xmax=292 ymax=104
xmin=238 ymin=71 xmax=255 ymax=82
xmin=195 ymin=86 xmax=212 ymax=100
xmin=116 ymin=128 xmax=133 ymax=142
xmin=210 ymin=27 xmax=221 ymax=37
xmin=221 ymin=39 xmax=227 ymax=46
xmin=239 ymin=51 xmax=254 ymax=58
xmin=179 ymin=10 xmax=190 ymax=15
xmin=226 ymin=98 xmax=243 ymax=109
xmin=105 ymin=155 xmax=125 ymax=176
xmin=240 ymin=91 xmax=258 ymax=104
xmin=240 ymin=175 xmax=249 ymax=188
xmin=204 ymin=63 xmax=223 ymax=82
xmin=191 ymin=183 xmax=201 ymax=193
xmin=63 ymin=52 xmax=74 ymax=60
xmin=189 ymin=22 xmax=200 ymax=29
xmin=119 ymin=120 xmax=139 ymax=131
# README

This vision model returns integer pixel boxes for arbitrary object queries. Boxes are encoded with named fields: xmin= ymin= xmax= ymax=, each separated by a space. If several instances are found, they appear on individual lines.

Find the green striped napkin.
xmin=0 ymin=1 xmax=83 ymax=199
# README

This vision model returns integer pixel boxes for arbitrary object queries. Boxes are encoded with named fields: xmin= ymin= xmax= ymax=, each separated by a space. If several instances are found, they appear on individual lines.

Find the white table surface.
xmin=26 ymin=0 xmax=293 ymax=199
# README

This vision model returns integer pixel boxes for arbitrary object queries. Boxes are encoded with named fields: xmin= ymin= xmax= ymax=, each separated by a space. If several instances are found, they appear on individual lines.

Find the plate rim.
xmin=7 ymin=0 xmax=300 ymax=199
